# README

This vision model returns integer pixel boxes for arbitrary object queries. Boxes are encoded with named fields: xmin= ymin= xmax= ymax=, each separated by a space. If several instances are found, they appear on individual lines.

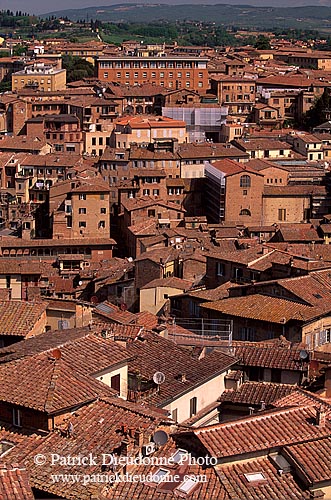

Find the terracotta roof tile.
xmin=217 ymin=456 xmax=310 ymax=500
xmin=0 ymin=464 xmax=34 ymax=500
xmin=201 ymin=294 xmax=316 ymax=324
xmin=0 ymin=301 xmax=47 ymax=337
xmin=141 ymin=276 xmax=194 ymax=290
xmin=126 ymin=330 xmax=237 ymax=406
xmin=285 ymin=436 xmax=331 ymax=484
xmin=193 ymin=405 xmax=331 ymax=458
xmin=0 ymin=351 xmax=115 ymax=413
xmin=233 ymin=343 xmax=306 ymax=371
xmin=219 ymin=381 xmax=296 ymax=406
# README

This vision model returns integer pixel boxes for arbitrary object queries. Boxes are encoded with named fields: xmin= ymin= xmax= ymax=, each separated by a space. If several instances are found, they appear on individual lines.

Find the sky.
xmin=2 ymin=0 xmax=331 ymax=16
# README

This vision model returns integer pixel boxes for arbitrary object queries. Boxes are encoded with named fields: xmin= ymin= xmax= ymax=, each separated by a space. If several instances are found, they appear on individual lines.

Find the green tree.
xmin=62 ymin=55 xmax=95 ymax=83
xmin=254 ymin=35 xmax=271 ymax=50
xmin=303 ymin=87 xmax=331 ymax=129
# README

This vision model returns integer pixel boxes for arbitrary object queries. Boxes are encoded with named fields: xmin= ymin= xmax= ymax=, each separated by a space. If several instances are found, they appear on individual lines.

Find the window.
xmin=278 ymin=208 xmax=286 ymax=221
xmin=177 ymin=476 xmax=198 ymax=494
xmin=244 ymin=473 xmax=266 ymax=483
xmin=189 ymin=396 xmax=197 ymax=417
xmin=148 ymin=209 xmax=155 ymax=217
xmin=143 ymin=189 xmax=150 ymax=196
xmin=98 ymin=221 xmax=106 ymax=229
xmin=216 ymin=262 xmax=225 ymax=276
xmin=152 ymin=469 xmax=169 ymax=483
xmin=240 ymin=209 xmax=251 ymax=216
xmin=79 ymin=221 xmax=86 ymax=228
xmin=153 ymin=189 xmax=159 ymax=196
xmin=79 ymin=208 xmax=86 ymax=214
xmin=66 ymin=216 xmax=72 ymax=228
xmin=100 ymin=194 xmax=105 ymax=200
xmin=240 ymin=175 xmax=251 ymax=188
xmin=239 ymin=327 xmax=255 ymax=341
xmin=92 ymin=137 xmax=96 ymax=146
xmin=172 ymin=449 xmax=188 ymax=463
xmin=171 ymin=409 xmax=178 ymax=423
xmin=111 ymin=374 xmax=120 ymax=393
xmin=58 ymin=319 xmax=69 ymax=330
xmin=79 ymin=194 xmax=86 ymax=200
xmin=100 ymin=207 xmax=106 ymax=214
xmin=6 ymin=276 xmax=10 ymax=289
xmin=12 ymin=408 xmax=21 ymax=427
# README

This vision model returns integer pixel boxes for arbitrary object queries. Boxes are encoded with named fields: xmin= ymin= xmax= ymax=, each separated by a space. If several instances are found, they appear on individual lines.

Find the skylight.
xmin=177 ymin=476 xmax=198 ymax=494
xmin=172 ymin=449 xmax=189 ymax=464
xmin=152 ymin=468 xmax=169 ymax=483
xmin=244 ymin=472 xmax=266 ymax=483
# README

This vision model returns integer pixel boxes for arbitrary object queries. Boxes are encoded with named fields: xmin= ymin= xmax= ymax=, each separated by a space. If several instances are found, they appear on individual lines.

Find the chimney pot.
xmin=316 ymin=405 xmax=326 ymax=427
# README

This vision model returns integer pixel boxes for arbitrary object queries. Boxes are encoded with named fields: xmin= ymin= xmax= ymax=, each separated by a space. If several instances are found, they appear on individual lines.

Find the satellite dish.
xmin=153 ymin=372 xmax=166 ymax=385
xmin=299 ymin=350 xmax=309 ymax=360
xmin=153 ymin=430 xmax=169 ymax=446
xmin=78 ymin=281 xmax=83 ymax=286
xmin=51 ymin=348 xmax=61 ymax=360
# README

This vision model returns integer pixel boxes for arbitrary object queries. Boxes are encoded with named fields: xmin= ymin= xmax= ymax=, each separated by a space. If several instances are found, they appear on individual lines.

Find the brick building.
xmin=96 ymin=52 xmax=209 ymax=92
xmin=51 ymin=178 xmax=111 ymax=239
xmin=205 ymin=159 xmax=264 ymax=224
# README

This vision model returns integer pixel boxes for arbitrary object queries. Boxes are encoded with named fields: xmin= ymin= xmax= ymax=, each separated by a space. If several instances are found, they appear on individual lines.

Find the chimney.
xmin=120 ymin=438 xmax=134 ymax=457
xmin=181 ymin=373 xmax=187 ymax=382
xmin=134 ymin=428 xmax=144 ymax=448
xmin=316 ymin=405 xmax=326 ymax=427
xmin=128 ymin=427 xmax=135 ymax=438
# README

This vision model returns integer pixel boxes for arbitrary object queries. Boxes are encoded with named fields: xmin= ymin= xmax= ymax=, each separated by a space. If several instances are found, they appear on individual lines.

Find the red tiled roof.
xmin=217 ymin=456 xmax=310 ymax=500
xmin=219 ymin=381 xmax=296 ymax=406
xmin=233 ymin=343 xmax=306 ymax=371
xmin=201 ymin=294 xmax=316 ymax=324
xmin=141 ymin=276 xmax=193 ymax=290
xmin=0 ymin=464 xmax=34 ymax=500
xmin=0 ymin=351 xmax=115 ymax=413
xmin=134 ymin=311 xmax=159 ymax=330
xmin=210 ymin=158 xmax=262 ymax=177
xmin=116 ymin=115 xmax=185 ymax=128
xmin=126 ymin=330 xmax=237 ymax=406
xmin=272 ymin=387 xmax=331 ymax=409
xmin=285 ymin=436 xmax=331 ymax=485
xmin=0 ymin=301 xmax=47 ymax=337
xmin=193 ymin=405 xmax=331 ymax=458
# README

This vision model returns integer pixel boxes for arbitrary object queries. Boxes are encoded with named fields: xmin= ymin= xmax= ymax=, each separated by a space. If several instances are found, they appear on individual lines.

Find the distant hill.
xmin=43 ymin=3 xmax=331 ymax=31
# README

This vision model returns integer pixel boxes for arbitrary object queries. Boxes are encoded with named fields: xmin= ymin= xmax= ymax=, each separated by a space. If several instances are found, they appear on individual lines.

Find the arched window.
xmin=240 ymin=209 xmax=251 ymax=216
xmin=240 ymin=175 xmax=251 ymax=188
